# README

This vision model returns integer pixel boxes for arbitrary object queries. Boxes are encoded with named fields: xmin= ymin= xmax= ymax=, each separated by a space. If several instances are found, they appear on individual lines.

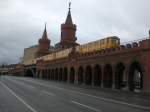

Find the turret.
xmin=60 ymin=2 xmax=78 ymax=49
xmin=37 ymin=23 xmax=50 ymax=57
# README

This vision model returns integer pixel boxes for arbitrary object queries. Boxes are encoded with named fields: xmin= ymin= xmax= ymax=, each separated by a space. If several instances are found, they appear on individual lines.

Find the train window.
xmin=116 ymin=39 xmax=120 ymax=44
xmin=112 ymin=39 xmax=116 ymax=44
xmin=107 ymin=38 xmax=109 ymax=43
xmin=112 ymin=38 xmax=119 ymax=44
xmin=101 ymin=39 xmax=104 ymax=44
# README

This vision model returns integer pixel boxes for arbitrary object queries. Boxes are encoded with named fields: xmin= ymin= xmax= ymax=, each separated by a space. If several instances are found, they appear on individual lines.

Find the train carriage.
xmin=35 ymin=36 xmax=120 ymax=64
xmin=78 ymin=36 xmax=120 ymax=54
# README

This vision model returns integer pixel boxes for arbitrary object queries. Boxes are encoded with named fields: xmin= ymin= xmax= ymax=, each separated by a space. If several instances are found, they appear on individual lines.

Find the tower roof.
xmin=65 ymin=2 xmax=73 ymax=24
xmin=42 ymin=23 xmax=48 ymax=39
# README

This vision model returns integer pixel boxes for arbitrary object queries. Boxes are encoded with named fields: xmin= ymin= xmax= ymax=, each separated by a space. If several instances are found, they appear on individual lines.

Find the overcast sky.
xmin=0 ymin=0 xmax=150 ymax=64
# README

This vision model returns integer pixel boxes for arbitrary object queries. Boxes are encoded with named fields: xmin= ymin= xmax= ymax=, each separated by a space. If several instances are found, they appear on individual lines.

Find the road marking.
xmin=42 ymin=90 xmax=55 ymax=96
xmin=19 ymin=78 xmax=150 ymax=111
xmin=71 ymin=101 xmax=102 ymax=112
xmin=0 ymin=82 xmax=37 ymax=112
xmin=6 ymin=78 xmax=36 ymax=90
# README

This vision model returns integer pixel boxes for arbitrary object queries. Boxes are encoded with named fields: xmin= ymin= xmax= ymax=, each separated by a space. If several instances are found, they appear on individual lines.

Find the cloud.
xmin=0 ymin=0 xmax=150 ymax=64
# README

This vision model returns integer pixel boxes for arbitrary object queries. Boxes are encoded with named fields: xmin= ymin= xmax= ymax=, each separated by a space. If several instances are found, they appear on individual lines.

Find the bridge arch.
xmin=85 ymin=65 xmax=92 ymax=85
xmin=78 ymin=66 xmax=84 ymax=84
xmin=48 ymin=69 xmax=51 ymax=80
xmin=63 ymin=67 xmax=68 ymax=82
xmin=93 ymin=64 xmax=102 ymax=86
xmin=59 ymin=68 xmax=63 ymax=81
xmin=25 ymin=69 xmax=35 ymax=77
xmin=42 ymin=69 xmax=45 ymax=79
xmin=70 ymin=67 xmax=75 ymax=83
xmin=55 ymin=68 xmax=59 ymax=81
xmin=51 ymin=69 xmax=54 ymax=80
xmin=129 ymin=61 xmax=143 ymax=92
xmin=45 ymin=69 xmax=48 ymax=80
xmin=115 ymin=63 xmax=125 ymax=89
xmin=103 ymin=64 xmax=113 ymax=88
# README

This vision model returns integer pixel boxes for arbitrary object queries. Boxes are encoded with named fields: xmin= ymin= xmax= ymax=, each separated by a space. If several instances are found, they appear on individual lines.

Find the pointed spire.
xmin=42 ymin=22 xmax=48 ymax=39
xmin=69 ymin=1 xmax=71 ymax=11
xmin=45 ymin=22 xmax=47 ymax=30
xmin=65 ymin=2 xmax=73 ymax=24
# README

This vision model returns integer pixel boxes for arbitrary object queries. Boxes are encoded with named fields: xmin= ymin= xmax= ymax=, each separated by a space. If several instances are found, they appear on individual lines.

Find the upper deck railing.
xmin=120 ymin=37 xmax=150 ymax=46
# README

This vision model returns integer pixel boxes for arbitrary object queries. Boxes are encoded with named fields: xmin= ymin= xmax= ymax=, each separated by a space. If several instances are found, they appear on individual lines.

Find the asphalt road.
xmin=0 ymin=76 xmax=150 ymax=112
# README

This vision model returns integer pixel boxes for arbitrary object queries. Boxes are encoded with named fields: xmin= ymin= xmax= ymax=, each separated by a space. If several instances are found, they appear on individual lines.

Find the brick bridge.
xmin=25 ymin=38 xmax=150 ymax=93
xmin=23 ymin=4 xmax=150 ymax=93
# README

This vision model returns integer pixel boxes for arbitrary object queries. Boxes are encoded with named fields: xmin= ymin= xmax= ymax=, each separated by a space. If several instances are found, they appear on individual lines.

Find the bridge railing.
xmin=120 ymin=37 xmax=150 ymax=46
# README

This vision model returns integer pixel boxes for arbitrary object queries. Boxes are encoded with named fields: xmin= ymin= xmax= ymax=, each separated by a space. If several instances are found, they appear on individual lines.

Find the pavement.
xmin=0 ymin=75 xmax=150 ymax=112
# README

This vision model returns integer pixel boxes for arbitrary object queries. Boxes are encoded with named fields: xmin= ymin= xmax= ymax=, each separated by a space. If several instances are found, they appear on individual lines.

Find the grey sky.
xmin=0 ymin=0 xmax=150 ymax=64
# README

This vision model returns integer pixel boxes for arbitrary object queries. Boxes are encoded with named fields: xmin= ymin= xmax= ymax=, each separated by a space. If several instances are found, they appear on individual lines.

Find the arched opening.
xmin=70 ymin=67 xmax=75 ymax=83
xmin=48 ymin=69 xmax=51 ymax=80
xmin=44 ymin=69 xmax=47 ymax=79
xmin=51 ymin=69 xmax=54 ymax=80
xmin=103 ymin=64 xmax=113 ymax=88
xmin=55 ymin=68 xmax=59 ymax=81
xmin=42 ymin=69 xmax=45 ymax=79
xmin=59 ymin=68 xmax=63 ymax=81
xmin=85 ymin=65 xmax=92 ymax=85
xmin=115 ymin=63 xmax=125 ymax=89
xmin=129 ymin=62 xmax=143 ymax=92
xmin=25 ymin=69 xmax=34 ymax=77
xmin=63 ymin=67 xmax=68 ymax=82
xmin=47 ymin=69 xmax=49 ymax=80
xmin=78 ymin=66 xmax=84 ymax=84
xmin=45 ymin=69 xmax=48 ymax=80
xmin=93 ymin=65 xmax=102 ymax=86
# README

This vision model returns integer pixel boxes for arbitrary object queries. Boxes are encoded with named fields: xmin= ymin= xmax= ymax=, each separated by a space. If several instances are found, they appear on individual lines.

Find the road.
xmin=0 ymin=76 xmax=150 ymax=112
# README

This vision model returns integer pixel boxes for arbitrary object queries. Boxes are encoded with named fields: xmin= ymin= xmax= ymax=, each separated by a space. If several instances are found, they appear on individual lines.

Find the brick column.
xmin=67 ymin=67 xmax=70 ymax=83
xmin=75 ymin=67 xmax=79 ymax=84
xmin=40 ymin=70 xmax=42 ymax=79
xmin=123 ymin=65 xmax=129 ymax=91
xmin=92 ymin=65 xmax=95 ymax=86
xmin=83 ymin=67 xmax=86 ymax=85
xmin=112 ymin=64 xmax=116 ymax=89
xmin=101 ymin=65 xmax=104 ymax=88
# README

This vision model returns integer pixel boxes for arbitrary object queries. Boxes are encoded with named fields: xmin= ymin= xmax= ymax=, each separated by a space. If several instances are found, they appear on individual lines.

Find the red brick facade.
xmin=36 ymin=39 xmax=150 ymax=93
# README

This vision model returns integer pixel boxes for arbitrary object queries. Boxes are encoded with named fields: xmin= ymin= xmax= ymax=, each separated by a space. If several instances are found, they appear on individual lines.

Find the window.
xmin=101 ymin=39 xmax=104 ymax=44
xmin=107 ymin=38 xmax=109 ymax=43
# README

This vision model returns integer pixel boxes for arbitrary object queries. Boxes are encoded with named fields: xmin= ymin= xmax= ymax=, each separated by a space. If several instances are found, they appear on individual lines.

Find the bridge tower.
xmin=60 ymin=2 xmax=78 ymax=49
xmin=37 ymin=23 xmax=50 ymax=57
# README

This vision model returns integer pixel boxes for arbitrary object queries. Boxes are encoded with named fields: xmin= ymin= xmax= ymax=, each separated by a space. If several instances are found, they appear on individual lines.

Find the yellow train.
xmin=40 ymin=48 xmax=72 ymax=61
xmin=77 ymin=36 xmax=120 ymax=54
xmin=36 ymin=36 xmax=120 ymax=62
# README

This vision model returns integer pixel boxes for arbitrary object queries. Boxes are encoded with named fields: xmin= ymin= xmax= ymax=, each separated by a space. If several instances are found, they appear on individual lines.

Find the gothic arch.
xmin=129 ymin=61 xmax=143 ymax=91
xmin=51 ymin=69 xmax=54 ymax=80
xmin=70 ymin=67 xmax=75 ymax=83
xmin=42 ymin=69 xmax=45 ymax=79
xmin=115 ymin=63 xmax=125 ymax=89
xmin=93 ymin=65 xmax=102 ymax=86
xmin=78 ymin=66 xmax=84 ymax=84
xmin=55 ymin=68 xmax=59 ymax=81
xmin=25 ymin=69 xmax=34 ymax=77
xmin=48 ymin=69 xmax=51 ymax=80
xmin=85 ymin=65 xmax=92 ymax=85
xmin=63 ymin=67 xmax=68 ymax=82
xmin=59 ymin=68 xmax=63 ymax=81
xmin=103 ymin=64 xmax=113 ymax=88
